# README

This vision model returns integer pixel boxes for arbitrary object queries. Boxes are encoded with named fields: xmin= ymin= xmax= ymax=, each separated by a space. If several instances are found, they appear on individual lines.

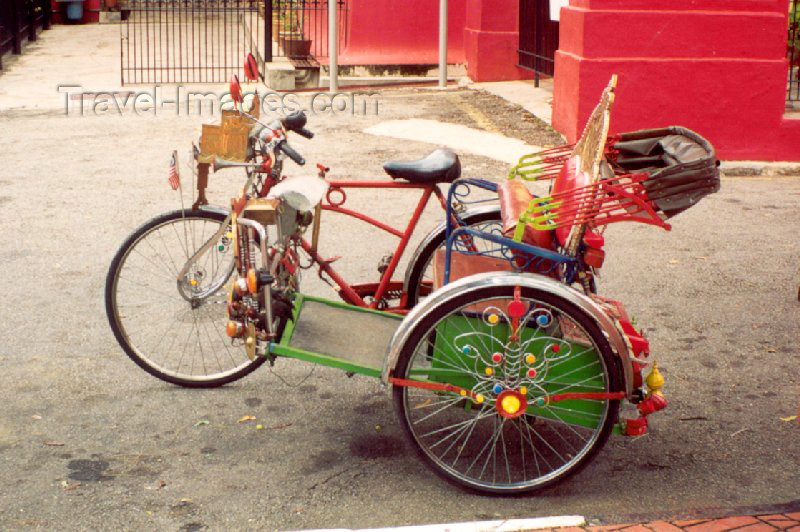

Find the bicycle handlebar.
xmin=248 ymin=112 xmax=311 ymax=167
xmin=278 ymin=140 xmax=306 ymax=166
xmin=294 ymin=127 xmax=314 ymax=139
xmin=282 ymin=111 xmax=307 ymax=132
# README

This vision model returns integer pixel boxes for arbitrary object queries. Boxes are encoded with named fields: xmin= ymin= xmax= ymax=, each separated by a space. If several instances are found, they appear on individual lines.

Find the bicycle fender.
xmin=382 ymin=271 xmax=636 ymax=398
xmin=199 ymin=204 xmax=230 ymax=217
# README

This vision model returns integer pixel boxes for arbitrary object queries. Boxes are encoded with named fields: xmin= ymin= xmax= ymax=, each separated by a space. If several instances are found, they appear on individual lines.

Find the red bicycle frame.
xmin=298 ymin=180 xmax=447 ymax=312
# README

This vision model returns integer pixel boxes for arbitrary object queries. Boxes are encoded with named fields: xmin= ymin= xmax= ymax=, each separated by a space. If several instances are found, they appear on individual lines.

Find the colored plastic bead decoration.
xmin=536 ymin=314 xmax=550 ymax=327
xmin=527 ymin=369 xmax=537 ymax=378
xmin=551 ymin=344 xmax=561 ymax=353
xmin=461 ymin=346 xmax=471 ymax=355
xmin=476 ymin=394 xmax=485 ymax=404
xmin=493 ymin=384 xmax=503 ymax=395
xmin=484 ymin=367 xmax=494 ymax=376
xmin=487 ymin=314 xmax=499 ymax=325
xmin=520 ymin=386 xmax=528 ymax=395
xmin=507 ymin=301 xmax=526 ymax=318
xmin=501 ymin=395 xmax=521 ymax=414
xmin=525 ymin=353 xmax=536 ymax=364
xmin=491 ymin=353 xmax=503 ymax=364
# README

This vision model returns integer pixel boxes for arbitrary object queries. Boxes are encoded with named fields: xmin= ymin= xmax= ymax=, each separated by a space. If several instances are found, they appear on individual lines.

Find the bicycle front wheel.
xmin=105 ymin=209 xmax=265 ymax=387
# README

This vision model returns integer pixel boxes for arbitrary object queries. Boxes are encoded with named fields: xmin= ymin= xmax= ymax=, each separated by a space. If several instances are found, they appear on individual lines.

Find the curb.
xmin=296 ymin=515 xmax=586 ymax=532
xmin=586 ymin=499 xmax=800 ymax=527
xmin=719 ymin=161 xmax=800 ymax=177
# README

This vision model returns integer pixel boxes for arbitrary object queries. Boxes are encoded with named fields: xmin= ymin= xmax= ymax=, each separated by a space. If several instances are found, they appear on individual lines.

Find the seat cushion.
xmin=382 ymin=148 xmax=461 ymax=184
xmin=498 ymin=180 xmax=555 ymax=250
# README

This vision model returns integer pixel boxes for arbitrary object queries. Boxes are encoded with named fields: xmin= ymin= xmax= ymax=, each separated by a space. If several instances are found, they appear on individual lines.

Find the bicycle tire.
xmin=105 ymin=209 xmax=266 ymax=387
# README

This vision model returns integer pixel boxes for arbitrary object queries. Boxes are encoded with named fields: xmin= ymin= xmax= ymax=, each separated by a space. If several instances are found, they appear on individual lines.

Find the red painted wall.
xmin=463 ymin=0 xmax=533 ymax=81
xmin=313 ymin=0 xmax=531 ymax=81
xmin=552 ymin=0 xmax=800 ymax=161
xmin=333 ymin=0 xmax=466 ymax=65
xmin=331 ymin=0 xmax=529 ymax=81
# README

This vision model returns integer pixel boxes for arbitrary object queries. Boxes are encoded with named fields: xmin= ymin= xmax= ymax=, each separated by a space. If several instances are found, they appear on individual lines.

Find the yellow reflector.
xmin=247 ymin=269 xmax=258 ymax=294
xmin=501 ymin=395 xmax=521 ymax=414
xmin=226 ymin=321 xmax=241 ymax=338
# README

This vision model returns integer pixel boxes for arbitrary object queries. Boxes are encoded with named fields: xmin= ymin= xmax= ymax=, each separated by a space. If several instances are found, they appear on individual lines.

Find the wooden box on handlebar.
xmin=242 ymin=198 xmax=281 ymax=226
xmin=197 ymin=97 xmax=261 ymax=164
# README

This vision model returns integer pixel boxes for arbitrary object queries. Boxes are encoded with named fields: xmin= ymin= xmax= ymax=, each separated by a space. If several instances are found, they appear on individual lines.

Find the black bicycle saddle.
xmin=382 ymin=148 xmax=461 ymax=184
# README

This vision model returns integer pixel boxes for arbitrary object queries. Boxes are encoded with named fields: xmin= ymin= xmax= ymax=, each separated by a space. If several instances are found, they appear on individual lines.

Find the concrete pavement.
xmin=1 ymin=22 xmax=798 ymax=531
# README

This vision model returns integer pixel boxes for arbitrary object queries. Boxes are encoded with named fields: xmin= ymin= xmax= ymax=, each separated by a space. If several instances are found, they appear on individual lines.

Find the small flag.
xmin=168 ymin=150 xmax=180 ymax=191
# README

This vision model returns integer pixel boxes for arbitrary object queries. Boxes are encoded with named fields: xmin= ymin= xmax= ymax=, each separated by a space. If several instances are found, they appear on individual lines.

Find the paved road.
xmin=1 ymin=82 xmax=798 ymax=530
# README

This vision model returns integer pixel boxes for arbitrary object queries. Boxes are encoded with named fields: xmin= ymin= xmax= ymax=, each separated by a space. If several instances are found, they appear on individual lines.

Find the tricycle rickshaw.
xmin=105 ymin=69 xmax=720 ymax=494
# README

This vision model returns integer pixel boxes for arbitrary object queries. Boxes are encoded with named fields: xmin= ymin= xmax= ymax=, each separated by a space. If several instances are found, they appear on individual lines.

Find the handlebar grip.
xmin=278 ymin=140 xmax=305 ymax=166
xmin=282 ymin=111 xmax=307 ymax=132
xmin=294 ymin=127 xmax=314 ymax=139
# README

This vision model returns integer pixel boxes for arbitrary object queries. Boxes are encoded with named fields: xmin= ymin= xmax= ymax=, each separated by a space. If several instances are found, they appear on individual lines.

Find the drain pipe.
xmin=439 ymin=0 xmax=447 ymax=88
xmin=328 ymin=0 xmax=338 ymax=92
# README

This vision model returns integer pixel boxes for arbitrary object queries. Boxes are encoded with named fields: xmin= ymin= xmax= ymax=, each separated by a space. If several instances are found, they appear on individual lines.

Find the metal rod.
xmin=328 ymin=0 xmax=337 ymax=91
xmin=438 ymin=0 xmax=447 ymax=88
xmin=265 ymin=0 xmax=272 ymax=62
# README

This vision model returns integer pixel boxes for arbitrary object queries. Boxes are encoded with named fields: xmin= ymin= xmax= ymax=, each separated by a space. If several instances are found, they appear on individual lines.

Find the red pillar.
xmin=552 ymin=0 xmax=800 ymax=161
xmin=464 ymin=0 xmax=532 ymax=81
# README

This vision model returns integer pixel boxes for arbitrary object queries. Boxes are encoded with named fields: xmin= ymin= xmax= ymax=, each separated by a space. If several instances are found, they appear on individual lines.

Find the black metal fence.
xmin=0 ymin=0 xmax=51 ymax=70
xmin=120 ymin=0 xmax=347 ymax=84
xmin=517 ymin=0 xmax=558 ymax=84
xmin=271 ymin=0 xmax=347 ymax=61
xmin=788 ymin=1 xmax=799 ymax=102
xmin=121 ymin=0 xmax=267 ymax=84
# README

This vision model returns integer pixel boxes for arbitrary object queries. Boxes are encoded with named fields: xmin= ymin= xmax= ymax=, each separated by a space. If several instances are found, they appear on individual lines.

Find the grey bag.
xmin=610 ymin=127 xmax=720 ymax=218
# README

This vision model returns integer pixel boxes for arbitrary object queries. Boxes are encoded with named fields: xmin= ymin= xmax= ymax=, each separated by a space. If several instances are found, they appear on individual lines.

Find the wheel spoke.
xmin=107 ymin=211 xmax=263 ymax=387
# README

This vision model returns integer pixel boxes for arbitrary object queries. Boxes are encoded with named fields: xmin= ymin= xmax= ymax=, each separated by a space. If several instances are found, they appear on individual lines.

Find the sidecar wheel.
xmin=392 ymin=282 xmax=621 ymax=494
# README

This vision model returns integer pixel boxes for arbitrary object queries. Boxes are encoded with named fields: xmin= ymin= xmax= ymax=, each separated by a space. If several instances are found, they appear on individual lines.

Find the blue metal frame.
xmin=442 ymin=178 xmax=579 ymax=285
xmin=445 ymin=178 xmax=498 ymax=244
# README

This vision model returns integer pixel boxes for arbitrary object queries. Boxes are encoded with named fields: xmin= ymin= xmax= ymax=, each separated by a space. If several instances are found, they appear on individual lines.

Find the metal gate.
xmin=120 ymin=0 xmax=347 ymax=84
xmin=517 ymin=0 xmax=559 ymax=84
xmin=271 ymin=0 xmax=348 ymax=60
xmin=0 ymin=0 xmax=51 ymax=70
xmin=121 ymin=0 xmax=269 ymax=85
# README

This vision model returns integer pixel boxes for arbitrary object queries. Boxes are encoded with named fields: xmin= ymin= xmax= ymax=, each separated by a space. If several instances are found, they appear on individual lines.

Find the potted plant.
xmin=277 ymin=0 xmax=312 ymax=58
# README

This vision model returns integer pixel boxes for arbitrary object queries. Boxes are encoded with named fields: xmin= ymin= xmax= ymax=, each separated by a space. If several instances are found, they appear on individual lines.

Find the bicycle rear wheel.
xmin=105 ymin=209 xmax=266 ymax=387
xmin=392 ymin=282 xmax=621 ymax=494
xmin=404 ymin=207 xmax=503 ymax=308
